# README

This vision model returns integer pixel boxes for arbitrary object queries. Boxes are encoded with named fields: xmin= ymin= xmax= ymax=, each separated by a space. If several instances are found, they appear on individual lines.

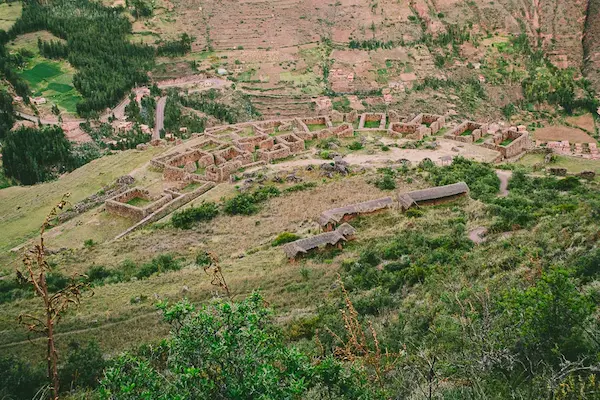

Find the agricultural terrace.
xmin=8 ymin=32 xmax=81 ymax=113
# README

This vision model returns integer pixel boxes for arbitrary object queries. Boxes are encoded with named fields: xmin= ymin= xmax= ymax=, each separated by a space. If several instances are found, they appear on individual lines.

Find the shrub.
xmin=135 ymin=254 xmax=181 ymax=279
xmin=283 ymin=182 xmax=317 ymax=193
xmin=272 ymin=232 xmax=300 ymax=246
xmin=223 ymin=193 xmax=259 ymax=215
xmin=374 ymin=174 xmax=396 ymax=190
xmin=84 ymin=239 xmax=95 ymax=248
xmin=0 ymin=356 xmax=47 ymax=400
xmin=195 ymin=252 xmax=212 ymax=266
xmin=60 ymin=341 xmax=106 ymax=391
xmin=171 ymin=202 xmax=219 ymax=229
xmin=348 ymin=141 xmax=363 ymax=150
xmin=224 ymin=186 xmax=280 ymax=215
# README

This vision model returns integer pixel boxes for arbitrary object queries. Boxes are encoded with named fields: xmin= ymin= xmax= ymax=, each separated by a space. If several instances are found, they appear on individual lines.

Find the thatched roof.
xmin=398 ymin=182 xmax=469 ymax=209
xmin=318 ymin=197 xmax=394 ymax=226
xmin=282 ymin=223 xmax=356 ymax=259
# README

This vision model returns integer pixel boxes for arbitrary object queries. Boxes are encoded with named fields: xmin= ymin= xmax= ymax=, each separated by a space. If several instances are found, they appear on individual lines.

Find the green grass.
xmin=516 ymin=153 xmax=600 ymax=177
xmin=47 ymin=82 xmax=72 ymax=93
xmin=306 ymin=123 xmax=327 ymax=132
xmin=127 ymin=197 xmax=152 ymax=207
xmin=460 ymin=129 xmax=474 ymax=136
xmin=500 ymin=138 xmax=514 ymax=146
xmin=181 ymin=182 xmax=203 ymax=193
xmin=21 ymin=62 xmax=62 ymax=86
xmin=364 ymin=120 xmax=381 ymax=129
xmin=0 ymin=2 xmax=22 ymax=31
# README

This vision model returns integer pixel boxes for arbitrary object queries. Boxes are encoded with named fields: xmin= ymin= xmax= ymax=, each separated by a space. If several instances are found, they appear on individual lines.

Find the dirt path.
xmin=496 ymin=169 xmax=512 ymax=197
xmin=154 ymin=96 xmax=167 ymax=140
xmin=468 ymin=227 xmax=488 ymax=244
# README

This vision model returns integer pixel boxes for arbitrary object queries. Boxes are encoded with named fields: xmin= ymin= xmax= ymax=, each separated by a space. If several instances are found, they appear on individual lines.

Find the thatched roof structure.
xmin=318 ymin=197 xmax=394 ymax=227
xmin=282 ymin=223 xmax=356 ymax=259
xmin=398 ymin=182 xmax=469 ymax=210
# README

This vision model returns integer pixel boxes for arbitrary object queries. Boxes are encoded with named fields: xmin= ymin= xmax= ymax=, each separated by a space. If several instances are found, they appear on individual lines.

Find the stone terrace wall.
xmin=114 ymin=182 xmax=216 ymax=240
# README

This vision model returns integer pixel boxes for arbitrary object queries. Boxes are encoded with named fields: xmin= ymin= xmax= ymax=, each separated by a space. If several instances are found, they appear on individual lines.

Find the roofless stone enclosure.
xmin=105 ymin=188 xmax=173 ymax=220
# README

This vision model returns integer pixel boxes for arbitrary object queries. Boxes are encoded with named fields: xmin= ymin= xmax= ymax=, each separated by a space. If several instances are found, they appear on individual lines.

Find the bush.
xmin=223 ymin=193 xmax=259 ymax=215
xmin=272 ymin=232 xmax=300 ymax=246
xmin=195 ymin=252 xmax=212 ymax=266
xmin=374 ymin=174 xmax=396 ymax=190
xmin=224 ymin=186 xmax=280 ymax=215
xmin=348 ymin=141 xmax=363 ymax=150
xmin=135 ymin=254 xmax=181 ymax=279
xmin=60 ymin=341 xmax=106 ymax=391
xmin=171 ymin=202 xmax=219 ymax=229
xmin=0 ymin=356 xmax=47 ymax=400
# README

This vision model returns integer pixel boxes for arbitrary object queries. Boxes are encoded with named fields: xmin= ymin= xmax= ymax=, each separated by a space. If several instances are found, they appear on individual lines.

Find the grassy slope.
xmin=0 ymin=148 xmax=162 ymax=256
xmin=0 ymin=173 xmax=403 ymax=360
xmin=0 ymin=1 xmax=22 ymax=31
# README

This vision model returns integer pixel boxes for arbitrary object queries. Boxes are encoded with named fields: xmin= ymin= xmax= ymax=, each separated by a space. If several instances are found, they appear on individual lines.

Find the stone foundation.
xmin=257 ymin=143 xmax=291 ymax=162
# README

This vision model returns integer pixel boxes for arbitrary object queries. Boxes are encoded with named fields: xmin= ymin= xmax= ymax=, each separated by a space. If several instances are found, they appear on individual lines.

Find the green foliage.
xmin=343 ymin=222 xmax=471 ymax=293
xmin=223 ymin=186 xmax=281 ymax=215
xmin=135 ymin=254 xmax=182 ymax=279
xmin=0 ymin=356 xmax=47 ymax=400
xmin=195 ymin=251 xmax=212 ymax=266
xmin=171 ymin=202 xmax=219 ymax=229
xmin=348 ymin=141 xmax=363 ymax=150
xmin=1 ymin=125 xmax=74 ymax=185
xmin=283 ymin=181 xmax=317 ymax=193
xmin=501 ymin=269 xmax=595 ymax=364
xmin=373 ymin=168 xmax=396 ymax=190
xmin=272 ymin=232 xmax=300 ymax=246
xmin=60 ymin=341 xmax=106 ymax=391
xmin=11 ymin=0 xmax=155 ymax=115
xmin=100 ymin=293 xmax=380 ymax=399
xmin=0 ymin=88 xmax=15 ymax=139
xmin=156 ymin=33 xmax=192 ymax=57
xmin=423 ymin=156 xmax=500 ymax=200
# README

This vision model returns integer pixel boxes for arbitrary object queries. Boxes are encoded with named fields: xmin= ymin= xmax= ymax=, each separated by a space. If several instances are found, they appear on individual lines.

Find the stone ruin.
xmin=444 ymin=122 xmax=531 ymax=160
xmin=105 ymin=188 xmax=173 ymax=220
xmin=388 ymin=113 xmax=446 ymax=140
xmin=106 ymin=109 xmax=537 ymax=240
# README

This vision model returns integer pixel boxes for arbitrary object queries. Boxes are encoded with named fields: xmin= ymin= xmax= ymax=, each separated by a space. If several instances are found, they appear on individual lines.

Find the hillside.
xmin=1 ymin=0 xmax=600 ymax=399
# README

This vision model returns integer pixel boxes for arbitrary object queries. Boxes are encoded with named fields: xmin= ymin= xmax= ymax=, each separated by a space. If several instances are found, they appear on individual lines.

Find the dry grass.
xmin=0 ymin=148 xmax=162 ymax=257
xmin=0 ymin=171 xmax=416 ymax=360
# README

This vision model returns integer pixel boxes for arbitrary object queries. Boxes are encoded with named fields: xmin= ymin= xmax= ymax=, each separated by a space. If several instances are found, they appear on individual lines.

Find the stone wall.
xmin=105 ymin=188 xmax=173 ymax=220
xmin=332 ymin=123 xmax=353 ymax=138
xmin=234 ymin=134 xmax=274 ymax=152
xmin=114 ymin=182 xmax=216 ymax=240
xmin=257 ymin=143 xmax=291 ymax=162
xmin=275 ymin=133 xmax=305 ymax=153
xmin=358 ymin=113 xmax=386 ymax=130
xmin=214 ymin=146 xmax=253 ymax=166
xmin=206 ymin=160 xmax=243 ymax=182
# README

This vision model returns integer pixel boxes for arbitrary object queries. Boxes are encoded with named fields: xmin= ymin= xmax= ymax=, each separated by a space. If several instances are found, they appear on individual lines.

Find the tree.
xmin=124 ymin=92 xmax=140 ymax=122
xmin=2 ymin=125 xmax=74 ymax=185
xmin=100 ymin=293 xmax=380 ymax=399
xmin=16 ymin=196 xmax=90 ymax=400
xmin=0 ymin=88 xmax=15 ymax=139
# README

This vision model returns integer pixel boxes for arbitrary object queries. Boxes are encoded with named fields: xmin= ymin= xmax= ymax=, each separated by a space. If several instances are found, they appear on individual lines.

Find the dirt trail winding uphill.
xmin=496 ymin=169 xmax=512 ymax=198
